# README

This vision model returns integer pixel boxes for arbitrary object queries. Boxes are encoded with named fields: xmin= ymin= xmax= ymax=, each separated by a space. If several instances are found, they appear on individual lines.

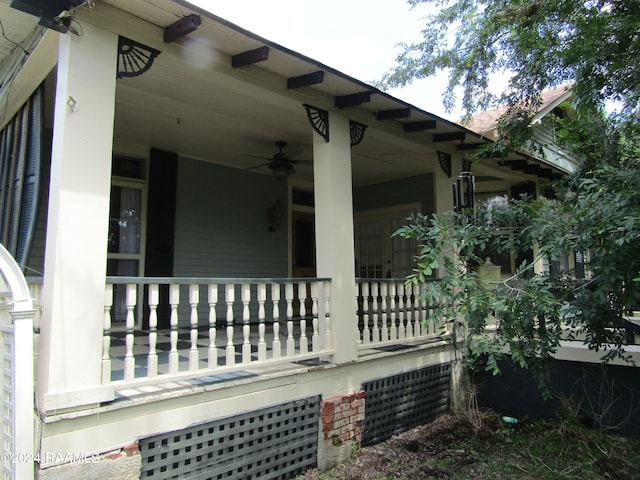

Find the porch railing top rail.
xmin=106 ymin=276 xmax=332 ymax=285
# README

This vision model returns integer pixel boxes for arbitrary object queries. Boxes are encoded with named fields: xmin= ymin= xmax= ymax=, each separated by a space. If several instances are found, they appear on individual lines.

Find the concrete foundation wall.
xmin=36 ymin=343 xmax=454 ymax=478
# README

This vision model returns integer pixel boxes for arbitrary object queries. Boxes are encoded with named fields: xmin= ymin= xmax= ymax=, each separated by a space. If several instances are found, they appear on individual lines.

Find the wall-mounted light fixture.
xmin=267 ymin=199 xmax=285 ymax=232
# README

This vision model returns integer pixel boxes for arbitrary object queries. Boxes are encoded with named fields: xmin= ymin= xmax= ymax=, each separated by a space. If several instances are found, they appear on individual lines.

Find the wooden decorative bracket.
xmin=437 ymin=151 xmax=452 ymax=178
xmin=350 ymin=121 xmax=367 ymax=146
xmin=303 ymin=104 xmax=329 ymax=143
xmin=117 ymin=36 xmax=161 ymax=79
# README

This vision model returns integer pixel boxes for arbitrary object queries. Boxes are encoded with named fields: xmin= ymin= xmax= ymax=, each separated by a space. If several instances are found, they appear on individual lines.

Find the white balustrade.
xmin=207 ymin=284 xmax=217 ymax=369
xmin=169 ymin=283 xmax=180 ymax=374
xmin=96 ymin=277 xmax=442 ymax=388
xmin=356 ymin=279 xmax=442 ymax=350
xmin=124 ymin=283 xmax=136 ymax=381
xmin=102 ymin=284 xmax=113 ymax=382
xmin=361 ymin=282 xmax=370 ymax=344
xmin=189 ymin=284 xmax=200 ymax=371
xmin=148 ymin=284 xmax=159 ymax=377
xmin=101 ymin=278 xmax=333 ymax=387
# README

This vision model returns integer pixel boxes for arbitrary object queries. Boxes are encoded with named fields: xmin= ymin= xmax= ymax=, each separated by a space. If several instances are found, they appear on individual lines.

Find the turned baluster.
xmin=169 ymin=283 xmax=180 ymax=374
xmin=371 ymin=282 xmax=380 ymax=343
xmin=189 ymin=284 xmax=200 ymax=371
xmin=241 ymin=283 xmax=252 ymax=364
xmin=102 ymin=284 xmax=113 ymax=383
xmin=285 ymin=282 xmax=295 ymax=357
xmin=147 ymin=284 xmax=159 ymax=377
xmin=271 ymin=283 xmax=281 ymax=359
xmin=225 ymin=283 xmax=236 ymax=366
xmin=208 ymin=283 xmax=218 ymax=368
xmin=124 ymin=283 xmax=137 ymax=381
xmin=257 ymin=283 xmax=267 ymax=361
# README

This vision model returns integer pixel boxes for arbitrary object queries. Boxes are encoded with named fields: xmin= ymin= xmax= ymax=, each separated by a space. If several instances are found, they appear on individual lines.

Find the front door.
xmin=107 ymin=156 xmax=146 ymax=329
xmin=355 ymin=203 xmax=420 ymax=279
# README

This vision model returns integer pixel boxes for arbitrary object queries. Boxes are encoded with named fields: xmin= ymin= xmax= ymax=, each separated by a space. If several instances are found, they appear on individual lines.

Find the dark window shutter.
xmin=144 ymin=148 xmax=178 ymax=329
xmin=0 ymin=87 xmax=42 ymax=268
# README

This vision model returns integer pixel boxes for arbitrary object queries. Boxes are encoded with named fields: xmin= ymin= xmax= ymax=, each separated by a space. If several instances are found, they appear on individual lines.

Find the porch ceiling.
xmin=0 ymin=0 xmax=556 ymax=188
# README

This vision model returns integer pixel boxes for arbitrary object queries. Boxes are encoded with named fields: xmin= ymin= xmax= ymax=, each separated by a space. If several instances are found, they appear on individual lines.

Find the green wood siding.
xmin=354 ymin=173 xmax=434 ymax=215
xmin=173 ymin=157 xmax=288 ymax=278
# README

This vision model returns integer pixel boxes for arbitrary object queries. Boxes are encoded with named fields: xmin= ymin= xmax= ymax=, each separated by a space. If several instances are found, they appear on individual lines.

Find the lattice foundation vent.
xmin=361 ymin=363 xmax=451 ymax=446
xmin=139 ymin=395 xmax=320 ymax=480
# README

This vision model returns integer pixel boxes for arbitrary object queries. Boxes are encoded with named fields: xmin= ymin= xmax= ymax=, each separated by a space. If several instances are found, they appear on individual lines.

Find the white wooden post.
xmin=241 ymin=283 xmax=252 ymax=363
xmin=390 ymin=283 xmax=398 ymax=340
xmin=102 ymin=285 xmax=113 ymax=382
xmin=225 ymin=284 xmax=236 ymax=366
xmin=37 ymin=23 xmax=118 ymax=410
xmin=10 ymin=311 xmax=35 ymax=480
xmin=362 ymin=282 xmax=370 ymax=344
xmin=371 ymin=282 xmax=380 ymax=343
xmin=124 ymin=284 xmax=137 ymax=381
xmin=169 ymin=283 xmax=180 ymax=374
xmin=381 ymin=283 xmax=389 ymax=341
xmin=323 ymin=281 xmax=332 ymax=350
xmin=285 ymin=282 xmax=295 ymax=357
xmin=208 ymin=284 xmax=218 ymax=369
xmin=189 ymin=284 xmax=200 ymax=371
xmin=257 ymin=283 xmax=267 ymax=361
xmin=398 ymin=282 xmax=406 ymax=340
xmin=0 ymin=243 xmax=35 ymax=480
xmin=311 ymin=282 xmax=319 ymax=352
xmin=298 ymin=282 xmax=308 ymax=355
xmin=312 ymin=111 xmax=358 ymax=363
xmin=147 ymin=284 xmax=159 ymax=377
xmin=271 ymin=283 xmax=281 ymax=359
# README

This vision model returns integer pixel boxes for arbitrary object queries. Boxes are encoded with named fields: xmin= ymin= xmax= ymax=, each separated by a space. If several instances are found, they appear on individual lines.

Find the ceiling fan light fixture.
xmin=270 ymin=162 xmax=293 ymax=180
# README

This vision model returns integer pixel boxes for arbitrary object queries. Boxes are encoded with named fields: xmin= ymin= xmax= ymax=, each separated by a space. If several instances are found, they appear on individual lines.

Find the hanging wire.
xmin=0 ymin=19 xmax=31 ymax=55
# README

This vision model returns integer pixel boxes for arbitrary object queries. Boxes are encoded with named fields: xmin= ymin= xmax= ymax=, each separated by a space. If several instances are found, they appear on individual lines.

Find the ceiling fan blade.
xmin=241 ymin=154 xmax=272 ymax=161
xmin=245 ymin=162 xmax=271 ymax=171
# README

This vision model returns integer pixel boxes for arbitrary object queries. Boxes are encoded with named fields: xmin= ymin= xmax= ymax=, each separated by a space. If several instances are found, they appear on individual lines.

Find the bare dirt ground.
xmin=295 ymin=413 xmax=640 ymax=480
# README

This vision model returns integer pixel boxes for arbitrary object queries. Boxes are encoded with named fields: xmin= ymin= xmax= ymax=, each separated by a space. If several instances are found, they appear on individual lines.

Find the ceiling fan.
xmin=244 ymin=141 xmax=309 ymax=180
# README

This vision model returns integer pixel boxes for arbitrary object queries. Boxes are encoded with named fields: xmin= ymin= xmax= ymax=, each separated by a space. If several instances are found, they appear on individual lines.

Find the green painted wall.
xmin=353 ymin=173 xmax=435 ymax=214
xmin=173 ymin=157 xmax=288 ymax=278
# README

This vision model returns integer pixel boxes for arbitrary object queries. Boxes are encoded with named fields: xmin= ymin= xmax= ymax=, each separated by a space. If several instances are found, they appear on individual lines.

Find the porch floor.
xmin=109 ymin=324 xmax=319 ymax=380
xmin=105 ymin=325 xmax=444 ymax=406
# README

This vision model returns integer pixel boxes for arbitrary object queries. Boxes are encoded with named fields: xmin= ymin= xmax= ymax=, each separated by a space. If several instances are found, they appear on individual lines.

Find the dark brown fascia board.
xmin=287 ymin=71 xmax=325 ymax=89
xmin=231 ymin=46 xmax=270 ymax=68
xmin=402 ymin=120 xmax=437 ymax=132
xmin=335 ymin=91 xmax=372 ymax=109
xmin=376 ymin=108 xmax=411 ymax=120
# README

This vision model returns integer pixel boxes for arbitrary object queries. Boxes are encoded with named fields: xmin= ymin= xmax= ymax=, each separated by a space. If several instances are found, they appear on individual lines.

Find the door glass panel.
xmin=108 ymin=186 xmax=141 ymax=254
xmin=107 ymin=184 xmax=143 ymax=327
xmin=390 ymin=217 xmax=417 ymax=278
xmin=358 ymin=221 xmax=384 ymax=278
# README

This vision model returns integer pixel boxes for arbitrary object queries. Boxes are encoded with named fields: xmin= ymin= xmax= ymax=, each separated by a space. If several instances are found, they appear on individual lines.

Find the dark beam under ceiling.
xmin=376 ymin=108 xmax=411 ymax=120
xmin=231 ymin=46 xmax=270 ymax=68
xmin=433 ymin=132 xmax=466 ymax=142
xmin=287 ymin=71 xmax=324 ymax=89
xmin=335 ymin=91 xmax=372 ymax=109
xmin=403 ymin=120 xmax=437 ymax=132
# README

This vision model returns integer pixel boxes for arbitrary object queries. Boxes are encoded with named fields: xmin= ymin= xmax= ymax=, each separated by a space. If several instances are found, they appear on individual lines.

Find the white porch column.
xmin=38 ymin=24 xmax=118 ymax=411
xmin=313 ymin=112 xmax=358 ymax=363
